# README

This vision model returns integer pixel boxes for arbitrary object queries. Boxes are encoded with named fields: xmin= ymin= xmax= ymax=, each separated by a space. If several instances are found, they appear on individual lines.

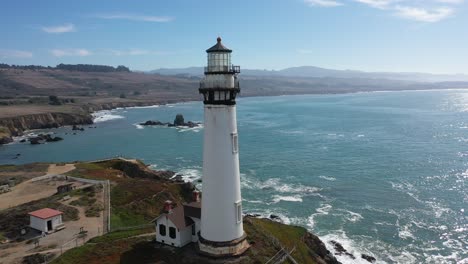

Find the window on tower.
xmin=235 ymin=201 xmax=242 ymax=224
xmin=231 ymin=133 xmax=238 ymax=153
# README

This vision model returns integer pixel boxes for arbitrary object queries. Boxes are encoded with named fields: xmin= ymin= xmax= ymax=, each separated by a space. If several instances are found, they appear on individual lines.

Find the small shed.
xmin=57 ymin=183 xmax=74 ymax=194
xmin=28 ymin=208 xmax=65 ymax=233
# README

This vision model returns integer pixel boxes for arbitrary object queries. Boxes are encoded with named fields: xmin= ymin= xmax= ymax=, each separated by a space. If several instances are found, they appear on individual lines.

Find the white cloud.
xmin=435 ymin=0 xmax=464 ymax=3
xmin=0 ymin=49 xmax=33 ymax=58
xmin=394 ymin=5 xmax=454 ymax=22
xmin=93 ymin=13 xmax=174 ymax=22
xmin=305 ymin=0 xmax=460 ymax=22
xmin=0 ymin=49 xmax=33 ymax=59
xmin=42 ymin=23 xmax=76 ymax=34
xmin=353 ymin=0 xmax=395 ymax=9
xmin=50 ymin=49 xmax=91 ymax=57
xmin=304 ymin=0 xmax=343 ymax=7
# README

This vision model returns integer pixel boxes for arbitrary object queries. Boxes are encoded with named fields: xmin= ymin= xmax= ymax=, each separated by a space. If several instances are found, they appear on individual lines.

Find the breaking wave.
xmin=92 ymin=110 xmax=125 ymax=123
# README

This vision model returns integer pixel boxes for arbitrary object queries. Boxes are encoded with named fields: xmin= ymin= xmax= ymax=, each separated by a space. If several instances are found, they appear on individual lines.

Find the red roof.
xmin=28 ymin=208 xmax=63 ymax=219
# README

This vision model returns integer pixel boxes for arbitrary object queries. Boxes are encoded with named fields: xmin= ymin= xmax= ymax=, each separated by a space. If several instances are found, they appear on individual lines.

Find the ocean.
xmin=1 ymin=90 xmax=467 ymax=263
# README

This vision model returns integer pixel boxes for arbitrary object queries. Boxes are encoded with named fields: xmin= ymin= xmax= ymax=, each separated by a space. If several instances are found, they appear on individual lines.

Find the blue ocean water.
xmin=1 ymin=90 xmax=467 ymax=263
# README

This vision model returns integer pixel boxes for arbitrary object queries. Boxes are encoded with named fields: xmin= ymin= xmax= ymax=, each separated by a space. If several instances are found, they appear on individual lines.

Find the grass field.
xmin=52 ymin=217 xmax=332 ymax=264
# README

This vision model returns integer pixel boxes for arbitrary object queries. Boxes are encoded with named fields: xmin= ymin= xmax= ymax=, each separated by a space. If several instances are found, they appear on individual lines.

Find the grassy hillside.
xmin=64 ymin=159 xmax=191 ymax=230
xmin=51 ymin=217 xmax=338 ymax=264
xmin=48 ymin=159 xmax=339 ymax=264
xmin=2 ymin=67 xmax=467 ymax=117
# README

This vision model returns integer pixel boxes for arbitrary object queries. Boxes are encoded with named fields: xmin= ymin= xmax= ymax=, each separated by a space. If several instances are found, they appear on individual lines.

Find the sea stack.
xmin=198 ymin=37 xmax=249 ymax=256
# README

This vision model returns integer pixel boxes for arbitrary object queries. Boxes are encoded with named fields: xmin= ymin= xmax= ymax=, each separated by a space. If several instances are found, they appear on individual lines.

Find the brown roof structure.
xmin=153 ymin=202 xmax=201 ymax=230
xmin=206 ymin=37 xmax=232 ymax=53
xmin=183 ymin=201 xmax=201 ymax=219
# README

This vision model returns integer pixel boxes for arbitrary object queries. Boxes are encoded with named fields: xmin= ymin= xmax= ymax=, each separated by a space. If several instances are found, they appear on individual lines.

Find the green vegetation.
xmin=52 ymin=217 xmax=332 ymax=264
xmin=65 ymin=159 xmax=186 ymax=230
xmin=85 ymin=203 xmax=104 ymax=218
xmin=0 ymin=63 xmax=130 ymax=72
xmin=88 ymin=228 xmax=153 ymax=244
xmin=0 ymin=163 xmax=49 ymax=185
xmin=69 ymin=186 xmax=103 ymax=218
xmin=48 ymin=95 xmax=62 ymax=105
xmin=51 ymin=235 xmax=148 ymax=264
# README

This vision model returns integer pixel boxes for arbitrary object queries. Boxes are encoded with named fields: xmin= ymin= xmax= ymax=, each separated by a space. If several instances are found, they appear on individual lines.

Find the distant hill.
xmin=150 ymin=66 xmax=468 ymax=82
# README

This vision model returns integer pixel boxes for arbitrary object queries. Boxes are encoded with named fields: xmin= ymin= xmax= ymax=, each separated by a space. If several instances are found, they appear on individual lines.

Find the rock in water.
xmin=174 ymin=114 xmax=185 ymax=126
xmin=269 ymin=214 xmax=281 ymax=220
xmin=330 ymin=240 xmax=355 ymax=259
xmin=140 ymin=120 xmax=165 ymax=126
xmin=361 ymin=254 xmax=376 ymax=263
xmin=72 ymin=125 xmax=84 ymax=131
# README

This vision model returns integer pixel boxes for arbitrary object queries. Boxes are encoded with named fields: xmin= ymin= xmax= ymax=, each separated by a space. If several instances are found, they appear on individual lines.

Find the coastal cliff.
xmin=0 ymin=100 xmax=186 ymax=145
xmin=0 ymin=112 xmax=93 ymax=143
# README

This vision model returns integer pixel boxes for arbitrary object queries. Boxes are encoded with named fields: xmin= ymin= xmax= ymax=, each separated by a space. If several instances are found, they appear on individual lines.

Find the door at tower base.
xmin=198 ymin=232 xmax=250 ymax=257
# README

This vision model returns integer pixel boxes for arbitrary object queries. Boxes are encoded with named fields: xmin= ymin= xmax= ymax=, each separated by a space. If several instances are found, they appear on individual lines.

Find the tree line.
xmin=0 ymin=63 xmax=130 ymax=72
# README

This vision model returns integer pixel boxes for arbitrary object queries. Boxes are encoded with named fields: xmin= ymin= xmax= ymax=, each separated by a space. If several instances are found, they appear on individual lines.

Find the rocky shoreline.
xmin=0 ymin=100 xmax=189 ymax=145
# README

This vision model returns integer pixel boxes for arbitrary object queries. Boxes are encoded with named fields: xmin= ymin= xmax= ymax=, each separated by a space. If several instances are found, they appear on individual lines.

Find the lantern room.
xmin=205 ymin=37 xmax=240 ymax=74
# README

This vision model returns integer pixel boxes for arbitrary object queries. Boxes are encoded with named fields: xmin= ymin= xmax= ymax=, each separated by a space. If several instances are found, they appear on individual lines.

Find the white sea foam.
xmin=278 ymin=129 xmax=305 ymax=135
xmin=318 ymin=231 xmax=377 ymax=264
xmin=319 ymin=175 xmax=336 ymax=181
xmin=92 ymin=110 xmax=125 ymax=123
xmin=176 ymin=168 xmax=202 ymax=182
xmin=127 ymin=105 xmax=160 ymax=109
xmin=241 ymin=177 xmax=321 ymax=195
xmin=177 ymin=124 xmax=204 ymax=133
xmin=134 ymin=124 xmax=144 ymax=129
xmin=398 ymin=224 xmax=416 ymax=240
xmin=271 ymin=195 xmax=303 ymax=203
xmin=242 ymin=199 xmax=264 ymax=204
xmin=307 ymin=204 xmax=333 ymax=229
xmin=343 ymin=210 xmax=364 ymax=223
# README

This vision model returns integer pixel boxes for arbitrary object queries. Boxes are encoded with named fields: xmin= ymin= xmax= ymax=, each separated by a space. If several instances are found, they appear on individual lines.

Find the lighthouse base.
xmin=198 ymin=233 xmax=250 ymax=257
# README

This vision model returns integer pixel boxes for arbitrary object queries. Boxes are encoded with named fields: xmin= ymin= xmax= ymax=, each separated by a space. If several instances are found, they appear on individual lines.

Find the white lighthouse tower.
xmin=198 ymin=37 xmax=249 ymax=256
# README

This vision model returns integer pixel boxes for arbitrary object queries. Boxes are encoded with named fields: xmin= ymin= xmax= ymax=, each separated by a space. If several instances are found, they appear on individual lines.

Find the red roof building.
xmin=29 ymin=208 xmax=65 ymax=233
xmin=28 ymin=208 xmax=63 ymax=219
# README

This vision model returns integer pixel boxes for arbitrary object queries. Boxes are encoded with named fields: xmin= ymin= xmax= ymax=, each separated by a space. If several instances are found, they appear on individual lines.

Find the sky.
xmin=0 ymin=0 xmax=467 ymax=74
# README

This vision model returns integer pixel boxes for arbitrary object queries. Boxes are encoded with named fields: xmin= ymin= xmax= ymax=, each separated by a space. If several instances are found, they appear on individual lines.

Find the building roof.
xmin=183 ymin=202 xmax=201 ymax=219
xmin=153 ymin=202 xmax=201 ymax=230
xmin=28 ymin=208 xmax=63 ymax=219
xmin=165 ymin=206 xmax=194 ymax=229
xmin=206 ymin=37 xmax=232 ymax=53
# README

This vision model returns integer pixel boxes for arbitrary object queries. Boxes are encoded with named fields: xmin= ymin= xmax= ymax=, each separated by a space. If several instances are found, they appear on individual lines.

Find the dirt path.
xmin=0 ymin=183 xmax=104 ymax=264
xmin=46 ymin=164 xmax=75 ymax=175
xmin=0 ymin=164 xmax=75 ymax=210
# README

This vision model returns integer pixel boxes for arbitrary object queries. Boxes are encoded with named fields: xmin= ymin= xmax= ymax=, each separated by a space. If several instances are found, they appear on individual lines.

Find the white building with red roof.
xmin=28 ymin=208 xmax=65 ymax=233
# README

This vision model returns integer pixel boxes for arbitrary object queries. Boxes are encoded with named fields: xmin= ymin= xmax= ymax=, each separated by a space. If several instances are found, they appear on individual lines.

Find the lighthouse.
xmin=198 ymin=37 xmax=249 ymax=256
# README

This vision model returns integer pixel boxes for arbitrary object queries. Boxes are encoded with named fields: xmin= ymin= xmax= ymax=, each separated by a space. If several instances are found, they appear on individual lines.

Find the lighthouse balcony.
xmin=204 ymin=65 xmax=240 ymax=74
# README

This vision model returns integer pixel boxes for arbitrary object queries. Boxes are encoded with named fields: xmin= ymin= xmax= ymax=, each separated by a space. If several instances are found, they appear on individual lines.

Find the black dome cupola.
xmin=206 ymin=37 xmax=232 ymax=53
